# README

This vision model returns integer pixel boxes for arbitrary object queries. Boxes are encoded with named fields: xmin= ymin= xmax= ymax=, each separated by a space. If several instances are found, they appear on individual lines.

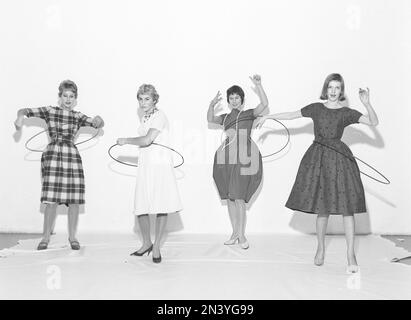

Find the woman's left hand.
xmin=249 ymin=74 xmax=262 ymax=86
xmin=359 ymin=87 xmax=370 ymax=105
xmin=117 ymin=138 xmax=128 ymax=146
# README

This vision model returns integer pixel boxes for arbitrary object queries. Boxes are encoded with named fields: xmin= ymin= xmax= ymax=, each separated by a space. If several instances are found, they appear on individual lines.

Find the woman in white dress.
xmin=117 ymin=84 xmax=183 ymax=263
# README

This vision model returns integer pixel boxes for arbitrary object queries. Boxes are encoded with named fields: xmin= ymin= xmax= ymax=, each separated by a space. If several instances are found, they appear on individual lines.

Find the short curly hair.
xmin=320 ymin=73 xmax=346 ymax=101
xmin=58 ymin=80 xmax=78 ymax=98
xmin=137 ymin=84 xmax=159 ymax=105
xmin=226 ymin=85 xmax=245 ymax=104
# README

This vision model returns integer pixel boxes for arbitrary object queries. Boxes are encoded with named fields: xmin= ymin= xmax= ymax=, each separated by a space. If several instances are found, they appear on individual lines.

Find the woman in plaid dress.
xmin=14 ymin=80 xmax=104 ymax=250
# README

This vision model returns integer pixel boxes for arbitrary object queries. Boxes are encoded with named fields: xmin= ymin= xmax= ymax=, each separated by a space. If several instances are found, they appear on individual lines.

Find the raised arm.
xmin=358 ymin=88 xmax=378 ymax=126
xmin=117 ymin=128 xmax=160 ymax=147
xmin=250 ymin=75 xmax=269 ymax=117
xmin=207 ymin=91 xmax=224 ymax=125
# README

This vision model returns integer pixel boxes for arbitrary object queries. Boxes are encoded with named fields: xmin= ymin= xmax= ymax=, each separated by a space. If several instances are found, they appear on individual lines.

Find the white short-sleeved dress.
xmin=134 ymin=109 xmax=183 ymax=215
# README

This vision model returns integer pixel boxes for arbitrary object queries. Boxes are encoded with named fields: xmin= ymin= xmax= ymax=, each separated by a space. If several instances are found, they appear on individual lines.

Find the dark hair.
xmin=320 ymin=73 xmax=346 ymax=101
xmin=58 ymin=80 xmax=78 ymax=98
xmin=137 ymin=84 xmax=160 ymax=105
xmin=226 ymin=85 xmax=245 ymax=104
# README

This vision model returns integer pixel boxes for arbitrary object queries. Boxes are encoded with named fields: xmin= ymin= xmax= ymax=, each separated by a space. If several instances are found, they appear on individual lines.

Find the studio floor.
xmin=0 ymin=233 xmax=410 ymax=300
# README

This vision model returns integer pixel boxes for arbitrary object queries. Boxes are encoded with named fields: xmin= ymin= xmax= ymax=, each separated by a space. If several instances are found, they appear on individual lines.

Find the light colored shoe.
xmin=346 ymin=265 xmax=360 ymax=274
xmin=239 ymin=240 xmax=249 ymax=250
xmin=314 ymin=249 xmax=325 ymax=266
xmin=224 ymin=237 xmax=239 ymax=245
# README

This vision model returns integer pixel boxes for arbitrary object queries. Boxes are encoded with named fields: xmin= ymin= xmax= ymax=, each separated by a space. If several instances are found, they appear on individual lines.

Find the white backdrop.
xmin=1 ymin=0 xmax=410 ymax=234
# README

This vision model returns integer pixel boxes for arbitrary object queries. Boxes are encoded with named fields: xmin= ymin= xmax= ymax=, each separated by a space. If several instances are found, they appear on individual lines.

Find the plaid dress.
xmin=25 ymin=106 xmax=97 ymax=205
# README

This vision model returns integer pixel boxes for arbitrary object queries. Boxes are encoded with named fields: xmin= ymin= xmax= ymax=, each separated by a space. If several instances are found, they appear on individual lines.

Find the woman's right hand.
xmin=209 ymin=91 xmax=222 ymax=108
xmin=14 ymin=116 xmax=23 ymax=131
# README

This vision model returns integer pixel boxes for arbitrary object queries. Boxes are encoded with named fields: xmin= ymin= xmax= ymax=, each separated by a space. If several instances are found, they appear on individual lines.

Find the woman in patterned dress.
xmin=14 ymin=80 xmax=104 ymax=250
xmin=257 ymin=73 xmax=378 ymax=272
xmin=117 ymin=84 xmax=182 ymax=263
xmin=207 ymin=75 xmax=268 ymax=249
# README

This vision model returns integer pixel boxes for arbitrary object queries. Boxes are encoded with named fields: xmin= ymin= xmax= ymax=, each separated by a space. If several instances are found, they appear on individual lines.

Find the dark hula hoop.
xmin=224 ymin=117 xmax=390 ymax=185
xmin=25 ymin=129 xmax=101 ymax=153
xmin=108 ymin=143 xmax=185 ymax=168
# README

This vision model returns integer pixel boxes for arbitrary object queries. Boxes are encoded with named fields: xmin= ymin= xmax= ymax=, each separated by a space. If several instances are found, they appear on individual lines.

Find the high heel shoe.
xmin=238 ymin=240 xmax=249 ymax=250
xmin=152 ymin=254 xmax=162 ymax=264
xmin=314 ymin=249 xmax=325 ymax=266
xmin=37 ymin=240 xmax=49 ymax=251
xmin=69 ymin=239 xmax=81 ymax=250
xmin=346 ymin=265 xmax=360 ymax=274
xmin=130 ymin=244 xmax=153 ymax=256
xmin=224 ymin=237 xmax=239 ymax=245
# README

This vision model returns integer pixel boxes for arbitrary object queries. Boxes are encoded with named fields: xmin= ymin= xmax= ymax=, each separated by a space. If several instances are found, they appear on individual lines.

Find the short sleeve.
xmin=25 ymin=106 xmax=51 ymax=121
xmin=216 ymin=113 xmax=228 ymax=126
xmin=150 ymin=111 xmax=167 ymax=132
xmin=244 ymin=108 xmax=257 ymax=120
xmin=300 ymin=103 xmax=318 ymax=118
xmin=76 ymin=111 xmax=96 ymax=128
xmin=343 ymin=108 xmax=363 ymax=127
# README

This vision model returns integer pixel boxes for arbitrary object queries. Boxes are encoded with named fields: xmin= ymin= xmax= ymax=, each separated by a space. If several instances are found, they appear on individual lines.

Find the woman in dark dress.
xmin=14 ymin=80 xmax=104 ymax=251
xmin=257 ymin=74 xmax=378 ymax=273
xmin=207 ymin=75 xmax=268 ymax=249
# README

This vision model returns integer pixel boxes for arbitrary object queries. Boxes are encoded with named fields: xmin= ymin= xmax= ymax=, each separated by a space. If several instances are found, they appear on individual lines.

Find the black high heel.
xmin=152 ymin=254 xmax=162 ymax=264
xmin=130 ymin=244 xmax=153 ymax=256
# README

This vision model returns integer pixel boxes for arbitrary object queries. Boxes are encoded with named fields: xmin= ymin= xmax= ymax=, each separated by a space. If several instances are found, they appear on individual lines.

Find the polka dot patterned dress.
xmin=285 ymin=103 xmax=366 ymax=216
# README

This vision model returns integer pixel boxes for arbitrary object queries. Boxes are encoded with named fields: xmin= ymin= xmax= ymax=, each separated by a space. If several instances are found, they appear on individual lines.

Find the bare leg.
xmin=134 ymin=214 xmax=152 ymax=254
xmin=343 ymin=215 xmax=358 ymax=267
xmin=41 ymin=203 xmax=58 ymax=243
xmin=227 ymin=200 xmax=239 ymax=241
xmin=153 ymin=214 xmax=168 ymax=258
xmin=235 ymin=199 xmax=247 ymax=244
xmin=68 ymin=204 xmax=80 ymax=242
xmin=315 ymin=215 xmax=329 ymax=266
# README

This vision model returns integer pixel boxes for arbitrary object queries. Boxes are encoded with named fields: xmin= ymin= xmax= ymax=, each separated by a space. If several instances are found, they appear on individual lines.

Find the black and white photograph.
xmin=1 ymin=0 xmax=410 ymax=303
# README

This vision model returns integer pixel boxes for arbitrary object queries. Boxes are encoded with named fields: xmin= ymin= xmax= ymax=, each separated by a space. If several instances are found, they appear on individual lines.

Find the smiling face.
xmin=138 ymin=93 xmax=156 ymax=113
xmin=60 ymin=90 xmax=77 ymax=110
xmin=327 ymin=80 xmax=342 ymax=102
xmin=228 ymin=93 xmax=243 ymax=109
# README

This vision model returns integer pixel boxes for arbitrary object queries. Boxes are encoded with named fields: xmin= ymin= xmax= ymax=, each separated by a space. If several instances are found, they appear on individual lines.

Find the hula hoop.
xmin=313 ymin=140 xmax=390 ymax=185
xmin=108 ymin=143 xmax=185 ymax=168
xmin=220 ymin=116 xmax=390 ymax=185
xmin=25 ymin=129 xmax=101 ymax=153
xmin=221 ymin=117 xmax=290 ymax=158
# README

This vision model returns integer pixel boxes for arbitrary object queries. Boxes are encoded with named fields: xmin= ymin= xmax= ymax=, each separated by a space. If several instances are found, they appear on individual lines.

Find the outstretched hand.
xmin=359 ymin=87 xmax=370 ymax=105
xmin=117 ymin=138 xmax=127 ymax=146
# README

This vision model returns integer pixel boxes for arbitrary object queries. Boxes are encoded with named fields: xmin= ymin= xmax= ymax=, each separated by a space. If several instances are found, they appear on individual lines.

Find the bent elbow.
xmin=144 ymin=137 xmax=153 ymax=147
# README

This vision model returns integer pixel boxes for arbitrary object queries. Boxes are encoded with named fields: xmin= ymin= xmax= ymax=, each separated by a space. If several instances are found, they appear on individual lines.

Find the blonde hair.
xmin=58 ymin=80 xmax=78 ymax=98
xmin=137 ymin=84 xmax=159 ymax=105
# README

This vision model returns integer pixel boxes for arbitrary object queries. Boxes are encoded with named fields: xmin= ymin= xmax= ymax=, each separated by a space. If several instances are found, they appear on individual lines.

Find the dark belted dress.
xmin=213 ymin=108 xmax=263 ymax=203
xmin=286 ymin=103 xmax=366 ymax=216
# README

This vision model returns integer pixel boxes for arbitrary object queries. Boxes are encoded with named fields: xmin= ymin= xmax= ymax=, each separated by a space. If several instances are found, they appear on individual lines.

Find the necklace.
xmin=143 ymin=107 xmax=158 ymax=123
xmin=222 ymin=109 xmax=242 ymax=151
